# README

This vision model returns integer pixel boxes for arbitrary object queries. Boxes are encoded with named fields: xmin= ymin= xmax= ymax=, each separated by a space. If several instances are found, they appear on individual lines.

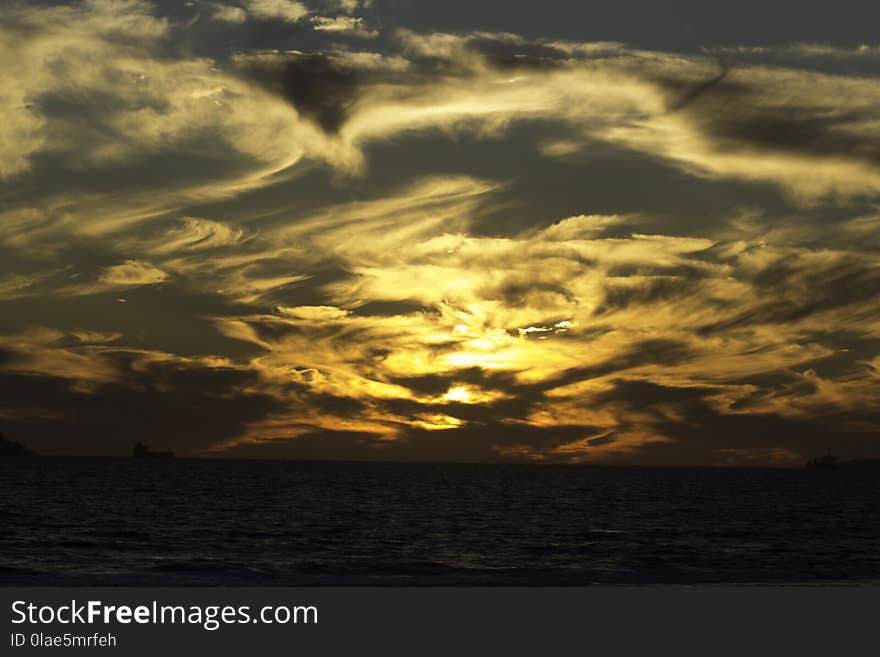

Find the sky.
xmin=2 ymin=0 xmax=880 ymax=465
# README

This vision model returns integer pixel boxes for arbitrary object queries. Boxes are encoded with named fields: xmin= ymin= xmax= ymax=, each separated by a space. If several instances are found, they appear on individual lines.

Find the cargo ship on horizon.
xmin=132 ymin=442 xmax=173 ymax=459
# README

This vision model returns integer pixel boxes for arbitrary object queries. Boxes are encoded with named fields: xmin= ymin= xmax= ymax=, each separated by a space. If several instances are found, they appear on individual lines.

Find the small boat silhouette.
xmin=131 ymin=442 xmax=173 ymax=459
xmin=805 ymin=453 xmax=838 ymax=470
xmin=0 ymin=433 xmax=34 ymax=457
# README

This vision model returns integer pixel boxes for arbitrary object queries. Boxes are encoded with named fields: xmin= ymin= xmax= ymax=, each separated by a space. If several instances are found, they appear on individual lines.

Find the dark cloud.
xmin=0 ymin=283 xmax=265 ymax=360
xmin=235 ymin=52 xmax=367 ymax=133
xmin=649 ymin=62 xmax=880 ymax=172
xmin=350 ymin=299 xmax=428 ymax=317
xmin=698 ymin=254 xmax=880 ymax=334
xmin=492 ymin=281 xmax=581 ymax=309
xmin=223 ymin=420 xmax=605 ymax=462
xmin=220 ymin=428 xmax=391 ymax=461
xmin=541 ymin=338 xmax=696 ymax=390
xmin=0 ymin=360 xmax=284 ymax=456
xmin=395 ymin=421 xmax=605 ymax=461
xmin=390 ymin=366 xmax=519 ymax=396
xmin=232 ymin=33 xmax=579 ymax=135
xmin=593 ymin=379 xmax=880 ymax=465
xmin=381 ymin=340 xmax=698 ymax=436
xmin=664 ymin=58 xmax=732 ymax=112
xmin=594 ymin=276 xmax=708 ymax=315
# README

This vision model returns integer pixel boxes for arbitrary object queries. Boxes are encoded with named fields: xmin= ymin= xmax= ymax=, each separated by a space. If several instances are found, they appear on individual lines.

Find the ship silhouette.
xmin=0 ymin=433 xmax=34 ymax=457
xmin=131 ymin=442 xmax=173 ymax=459
xmin=805 ymin=453 xmax=838 ymax=470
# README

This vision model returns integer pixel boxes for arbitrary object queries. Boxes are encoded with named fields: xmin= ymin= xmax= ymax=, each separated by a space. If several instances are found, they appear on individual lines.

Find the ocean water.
xmin=1 ymin=457 xmax=879 ymax=586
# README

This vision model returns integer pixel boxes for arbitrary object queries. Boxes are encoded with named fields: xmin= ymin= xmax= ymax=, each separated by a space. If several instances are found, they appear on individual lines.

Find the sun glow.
xmin=439 ymin=384 xmax=506 ymax=404
xmin=442 ymin=386 xmax=474 ymax=403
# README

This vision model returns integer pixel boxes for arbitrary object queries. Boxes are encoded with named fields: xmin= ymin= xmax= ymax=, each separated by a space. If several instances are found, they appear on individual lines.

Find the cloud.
xmin=0 ymin=0 xmax=358 ymax=250
xmin=244 ymin=0 xmax=309 ymax=23
xmin=207 ymin=3 xmax=249 ymax=23
xmin=227 ymin=32 xmax=880 ymax=200
xmin=712 ymin=43 xmax=880 ymax=62
xmin=608 ymin=61 xmax=880 ymax=200
xmin=98 ymin=261 xmax=169 ymax=288
xmin=0 ymin=328 xmax=120 ymax=389
xmin=311 ymin=15 xmax=374 ymax=36
xmin=277 ymin=305 xmax=350 ymax=320
xmin=3 ymin=4 xmax=880 ymax=463
xmin=0 ymin=342 xmax=283 ymax=455
xmin=141 ymin=217 xmax=247 ymax=255
xmin=197 ymin=197 xmax=872 ymax=462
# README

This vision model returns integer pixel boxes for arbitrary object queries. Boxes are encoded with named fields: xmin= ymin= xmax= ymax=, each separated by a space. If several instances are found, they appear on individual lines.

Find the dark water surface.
xmin=2 ymin=457 xmax=879 ymax=585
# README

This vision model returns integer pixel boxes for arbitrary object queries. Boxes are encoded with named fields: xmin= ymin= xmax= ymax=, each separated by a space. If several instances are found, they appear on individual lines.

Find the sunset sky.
xmin=2 ymin=0 xmax=880 ymax=464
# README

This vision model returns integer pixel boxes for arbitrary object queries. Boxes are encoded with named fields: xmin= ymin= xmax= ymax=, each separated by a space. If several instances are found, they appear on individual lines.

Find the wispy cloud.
xmin=244 ymin=0 xmax=309 ymax=23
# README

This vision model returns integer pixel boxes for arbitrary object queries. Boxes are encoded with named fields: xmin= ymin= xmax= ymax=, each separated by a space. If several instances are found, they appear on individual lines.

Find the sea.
xmin=2 ymin=457 xmax=879 ymax=586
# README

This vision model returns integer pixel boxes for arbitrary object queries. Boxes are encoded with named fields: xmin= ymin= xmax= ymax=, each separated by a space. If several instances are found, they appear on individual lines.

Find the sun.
xmin=442 ymin=386 xmax=473 ymax=403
